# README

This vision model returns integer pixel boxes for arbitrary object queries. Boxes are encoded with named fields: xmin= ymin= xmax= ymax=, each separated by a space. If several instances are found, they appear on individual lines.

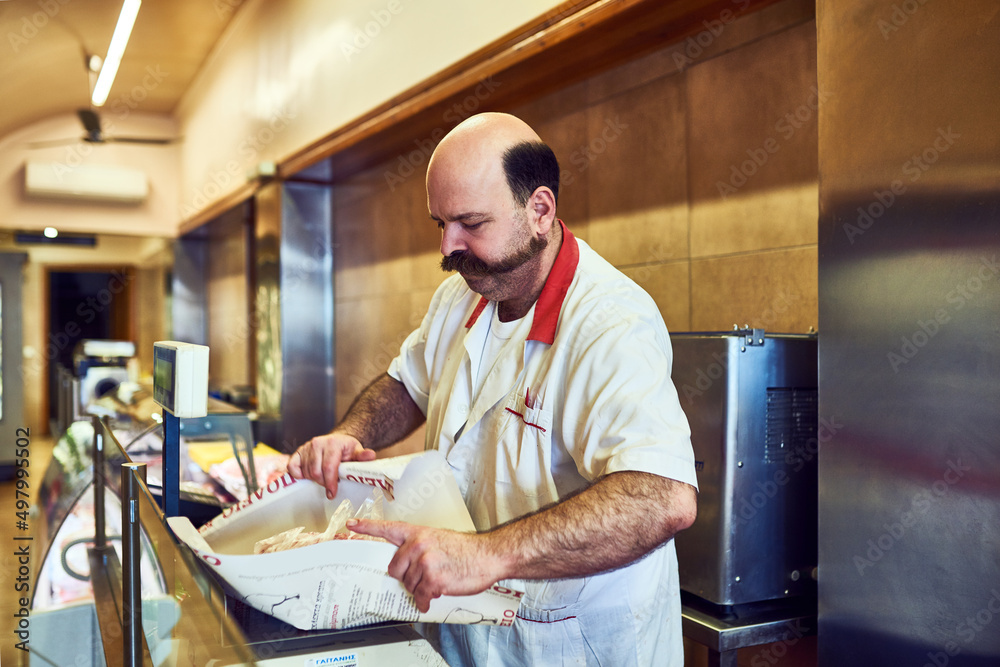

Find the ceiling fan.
xmin=29 ymin=108 xmax=178 ymax=148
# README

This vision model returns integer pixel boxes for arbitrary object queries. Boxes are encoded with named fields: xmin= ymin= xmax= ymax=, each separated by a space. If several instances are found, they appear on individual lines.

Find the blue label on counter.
xmin=308 ymin=653 xmax=359 ymax=667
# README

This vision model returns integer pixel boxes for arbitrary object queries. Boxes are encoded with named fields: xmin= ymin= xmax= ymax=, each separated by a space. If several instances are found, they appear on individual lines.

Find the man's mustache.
xmin=441 ymin=250 xmax=500 ymax=276
xmin=441 ymin=236 xmax=547 ymax=276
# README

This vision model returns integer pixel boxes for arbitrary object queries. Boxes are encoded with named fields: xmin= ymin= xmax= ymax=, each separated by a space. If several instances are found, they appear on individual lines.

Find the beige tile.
xmin=586 ymin=49 xmax=679 ymax=107
xmin=401 ymin=175 xmax=444 ymax=292
xmin=690 ymin=246 xmax=818 ymax=333
xmin=687 ymin=22 xmax=819 ymax=257
xmin=585 ymin=0 xmax=814 ymax=107
xmin=335 ymin=294 xmax=414 ymax=399
xmin=619 ymin=260 xmax=691 ymax=333
xmin=514 ymin=78 xmax=589 ymax=130
xmin=690 ymin=182 xmax=818 ymax=258
xmin=333 ymin=170 xmax=412 ymax=300
xmin=584 ymin=75 xmax=690 ymax=266
xmin=207 ymin=226 xmax=252 ymax=386
xmin=531 ymin=107 xmax=591 ymax=236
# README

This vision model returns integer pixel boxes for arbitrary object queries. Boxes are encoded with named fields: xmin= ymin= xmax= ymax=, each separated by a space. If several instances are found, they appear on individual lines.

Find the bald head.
xmin=430 ymin=112 xmax=542 ymax=173
xmin=428 ymin=113 xmax=559 ymax=208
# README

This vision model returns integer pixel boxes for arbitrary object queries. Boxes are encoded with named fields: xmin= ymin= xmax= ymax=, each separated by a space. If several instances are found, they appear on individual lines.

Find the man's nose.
xmin=440 ymin=223 xmax=467 ymax=257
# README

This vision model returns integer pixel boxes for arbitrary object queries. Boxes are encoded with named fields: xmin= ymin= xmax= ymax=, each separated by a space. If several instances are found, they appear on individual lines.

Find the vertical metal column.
xmin=171 ymin=235 xmax=209 ymax=345
xmin=253 ymin=179 xmax=336 ymax=451
xmin=121 ymin=462 xmax=146 ymax=666
xmin=162 ymin=411 xmax=180 ymax=517
xmin=817 ymin=0 xmax=1000 ymax=662
xmin=92 ymin=415 xmax=105 ymax=550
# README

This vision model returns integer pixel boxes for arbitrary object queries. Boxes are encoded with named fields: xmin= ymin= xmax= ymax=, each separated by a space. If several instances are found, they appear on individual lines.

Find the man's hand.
xmin=347 ymin=519 xmax=505 ymax=613
xmin=287 ymin=433 xmax=377 ymax=499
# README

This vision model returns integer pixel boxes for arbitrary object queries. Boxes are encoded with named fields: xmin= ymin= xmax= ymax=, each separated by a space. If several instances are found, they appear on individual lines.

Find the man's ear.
xmin=528 ymin=186 xmax=557 ymax=235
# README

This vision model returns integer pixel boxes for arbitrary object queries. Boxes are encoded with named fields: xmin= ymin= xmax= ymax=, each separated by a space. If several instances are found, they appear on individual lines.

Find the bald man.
xmin=289 ymin=112 xmax=699 ymax=666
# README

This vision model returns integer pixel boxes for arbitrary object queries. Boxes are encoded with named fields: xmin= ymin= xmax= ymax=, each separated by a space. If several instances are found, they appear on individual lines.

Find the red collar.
xmin=464 ymin=220 xmax=579 ymax=345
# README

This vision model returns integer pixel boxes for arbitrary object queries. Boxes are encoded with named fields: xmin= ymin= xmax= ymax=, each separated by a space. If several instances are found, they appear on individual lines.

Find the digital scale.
xmin=153 ymin=341 xmax=209 ymax=516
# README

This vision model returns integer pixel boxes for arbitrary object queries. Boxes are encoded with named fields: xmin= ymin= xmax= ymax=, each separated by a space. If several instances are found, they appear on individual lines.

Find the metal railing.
xmin=86 ymin=415 xmax=256 ymax=666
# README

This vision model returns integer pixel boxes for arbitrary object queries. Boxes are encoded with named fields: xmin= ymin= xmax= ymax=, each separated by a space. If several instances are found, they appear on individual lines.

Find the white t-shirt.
xmin=389 ymin=222 xmax=698 ymax=667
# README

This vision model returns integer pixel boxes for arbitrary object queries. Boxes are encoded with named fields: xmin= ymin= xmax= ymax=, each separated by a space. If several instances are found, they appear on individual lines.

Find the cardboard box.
xmin=167 ymin=451 xmax=523 ymax=630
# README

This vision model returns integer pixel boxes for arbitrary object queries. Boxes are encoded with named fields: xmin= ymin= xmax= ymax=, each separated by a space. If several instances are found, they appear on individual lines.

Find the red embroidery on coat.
xmin=505 ymin=407 xmax=546 ymax=432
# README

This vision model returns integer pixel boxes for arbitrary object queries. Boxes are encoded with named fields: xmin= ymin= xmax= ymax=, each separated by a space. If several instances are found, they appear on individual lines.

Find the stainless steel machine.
xmin=672 ymin=329 xmax=819 ymax=666
xmin=671 ymin=329 xmax=818 ymax=607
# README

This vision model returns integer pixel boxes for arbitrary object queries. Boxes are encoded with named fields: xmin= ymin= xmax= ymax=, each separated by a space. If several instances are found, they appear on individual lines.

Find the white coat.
xmin=389 ymin=223 xmax=698 ymax=666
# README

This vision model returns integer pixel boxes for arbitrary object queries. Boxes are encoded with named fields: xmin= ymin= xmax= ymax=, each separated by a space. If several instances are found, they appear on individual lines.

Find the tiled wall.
xmin=332 ymin=7 xmax=820 ymax=462
xmin=205 ymin=210 xmax=253 ymax=391
xmin=515 ymin=19 xmax=819 ymax=336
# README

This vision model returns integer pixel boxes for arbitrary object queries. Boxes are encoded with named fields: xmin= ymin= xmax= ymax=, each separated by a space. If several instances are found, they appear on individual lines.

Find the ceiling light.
xmin=43 ymin=227 xmax=58 ymax=238
xmin=91 ymin=0 xmax=142 ymax=107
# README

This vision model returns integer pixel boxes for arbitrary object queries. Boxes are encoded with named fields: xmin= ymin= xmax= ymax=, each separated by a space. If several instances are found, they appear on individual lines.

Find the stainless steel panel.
xmin=818 ymin=0 xmax=1000 ymax=663
xmin=171 ymin=237 xmax=208 ymax=345
xmin=673 ymin=332 xmax=817 ymax=606
xmin=280 ymin=181 xmax=336 ymax=450
xmin=255 ymin=183 xmax=283 ymax=419
xmin=254 ymin=180 xmax=337 ymax=452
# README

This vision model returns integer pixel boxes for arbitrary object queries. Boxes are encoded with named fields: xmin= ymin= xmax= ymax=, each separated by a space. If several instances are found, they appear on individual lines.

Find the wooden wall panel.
xmin=330 ymin=1 xmax=820 ymax=477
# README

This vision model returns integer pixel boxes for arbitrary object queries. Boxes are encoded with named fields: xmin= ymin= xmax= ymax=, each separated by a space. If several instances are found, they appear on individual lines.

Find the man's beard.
xmin=440 ymin=234 xmax=547 ymax=277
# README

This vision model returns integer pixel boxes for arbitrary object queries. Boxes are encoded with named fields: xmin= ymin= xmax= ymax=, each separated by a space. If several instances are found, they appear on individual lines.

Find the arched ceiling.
xmin=0 ymin=0 xmax=242 ymax=142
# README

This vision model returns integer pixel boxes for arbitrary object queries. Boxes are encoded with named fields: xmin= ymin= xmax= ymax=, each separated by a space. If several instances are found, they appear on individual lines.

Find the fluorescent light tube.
xmin=91 ymin=0 xmax=141 ymax=107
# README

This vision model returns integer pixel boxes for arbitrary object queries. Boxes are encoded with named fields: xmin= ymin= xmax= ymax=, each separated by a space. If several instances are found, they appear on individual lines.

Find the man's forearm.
xmin=484 ymin=471 xmax=697 ymax=581
xmin=335 ymin=373 xmax=425 ymax=449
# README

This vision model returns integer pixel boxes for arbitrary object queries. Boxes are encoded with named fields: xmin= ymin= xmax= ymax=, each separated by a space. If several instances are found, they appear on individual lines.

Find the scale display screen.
xmin=152 ymin=341 xmax=209 ymax=418
xmin=153 ymin=345 xmax=176 ymax=413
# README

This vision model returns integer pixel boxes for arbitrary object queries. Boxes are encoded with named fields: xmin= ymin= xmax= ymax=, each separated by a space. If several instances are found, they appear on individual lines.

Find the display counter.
xmin=31 ymin=415 xmax=445 ymax=666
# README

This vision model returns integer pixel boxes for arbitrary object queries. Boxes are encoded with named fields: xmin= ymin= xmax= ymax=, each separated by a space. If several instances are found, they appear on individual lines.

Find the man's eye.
xmin=436 ymin=220 xmax=445 ymax=230
xmin=464 ymin=221 xmax=485 ymax=230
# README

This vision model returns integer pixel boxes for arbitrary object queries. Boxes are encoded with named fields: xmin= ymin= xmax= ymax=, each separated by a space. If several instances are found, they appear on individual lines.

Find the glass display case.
xmin=32 ymin=416 xmax=255 ymax=665
xmin=32 ymin=403 xmax=445 ymax=665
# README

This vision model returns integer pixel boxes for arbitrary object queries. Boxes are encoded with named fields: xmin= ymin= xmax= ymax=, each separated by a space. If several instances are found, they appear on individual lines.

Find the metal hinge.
xmin=734 ymin=324 xmax=765 ymax=350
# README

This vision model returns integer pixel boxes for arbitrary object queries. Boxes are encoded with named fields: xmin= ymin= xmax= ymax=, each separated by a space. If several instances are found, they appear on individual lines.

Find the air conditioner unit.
xmin=24 ymin=161 xmax=148 ymax=204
